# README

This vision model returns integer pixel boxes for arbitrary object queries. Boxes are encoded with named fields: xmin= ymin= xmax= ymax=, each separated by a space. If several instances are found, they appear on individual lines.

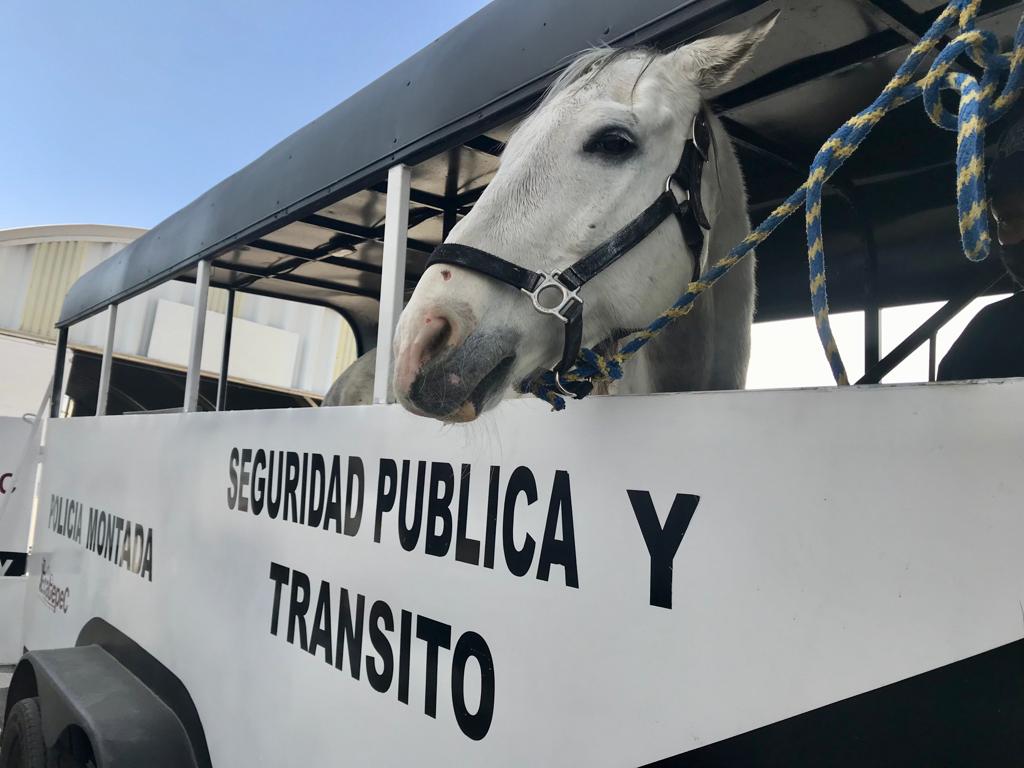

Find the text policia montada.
xmin=227 ymin=448 xmax=579 ymax=587
xmin=48 ymin=495 xmax=154 ymax=581
xmin=268 ymin=561 xmax=495 ymax=741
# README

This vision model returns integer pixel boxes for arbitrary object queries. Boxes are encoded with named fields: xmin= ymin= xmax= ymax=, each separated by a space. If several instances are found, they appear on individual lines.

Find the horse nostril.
xmin=422 ymin=315 xmax=452 ymax=361
xmin=395 ymin=305 xmax=473 ymax=398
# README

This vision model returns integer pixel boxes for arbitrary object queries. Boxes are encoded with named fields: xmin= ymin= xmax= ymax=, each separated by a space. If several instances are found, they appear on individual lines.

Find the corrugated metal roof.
xmin=22 ymin=241 xmax=86 ymax=338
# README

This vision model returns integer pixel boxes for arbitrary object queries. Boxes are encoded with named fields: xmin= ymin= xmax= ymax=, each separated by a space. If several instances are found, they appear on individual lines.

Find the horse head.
xmin=393 ymin=15 xmax=776 ymax=421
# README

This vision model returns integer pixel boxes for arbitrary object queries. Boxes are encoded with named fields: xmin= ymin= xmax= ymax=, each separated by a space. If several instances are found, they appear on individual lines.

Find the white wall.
xmin=0 ymin=335 xmax=57 ymax=418
xmin=147 ymin=299 xmax=300 ymax=389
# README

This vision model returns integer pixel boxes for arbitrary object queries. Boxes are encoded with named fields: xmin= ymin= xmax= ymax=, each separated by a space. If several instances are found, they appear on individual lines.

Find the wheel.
xmin=0 ymin=697 xmax=47 ymax=768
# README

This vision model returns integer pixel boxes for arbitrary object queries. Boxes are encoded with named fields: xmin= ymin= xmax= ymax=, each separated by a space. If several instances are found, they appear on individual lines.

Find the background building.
xmin=0 ymin=224 xmax=357 ymax=417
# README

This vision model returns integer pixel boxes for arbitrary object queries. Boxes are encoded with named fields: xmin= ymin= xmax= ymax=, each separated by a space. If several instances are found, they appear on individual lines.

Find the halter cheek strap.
xmin=426 ymin=110 xmax=713 ymax=394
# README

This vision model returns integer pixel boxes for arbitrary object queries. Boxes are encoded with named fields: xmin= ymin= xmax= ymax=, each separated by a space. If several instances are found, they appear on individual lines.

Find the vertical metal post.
xmin=96 ymin=304 xmax=118 ymax=416
xmin=861 ymin=206 xmax=881 ymax=373
xmin=928 ymin=334 xmax=937 ymax=382
xmin=216 ymin=289 xmax=236 ymax=411
xmin=184 ymin=259 xmax=211 ymax=413
xmin=50 ymin=327 xmax=69 ymax=419
xmin=373 ymin=164 xmax=411 ymax=404
xmin=442 ymin=207 xmax=459 ymax=239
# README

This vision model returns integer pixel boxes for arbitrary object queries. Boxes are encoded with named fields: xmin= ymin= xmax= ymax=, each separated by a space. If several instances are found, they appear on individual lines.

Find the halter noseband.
xmin=426 ymin=111 xmax=712 ymax=397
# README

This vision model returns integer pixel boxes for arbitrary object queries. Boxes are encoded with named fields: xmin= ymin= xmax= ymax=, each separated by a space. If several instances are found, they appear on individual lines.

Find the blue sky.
xmin=0 ymin=0 xmax=490 ymax=231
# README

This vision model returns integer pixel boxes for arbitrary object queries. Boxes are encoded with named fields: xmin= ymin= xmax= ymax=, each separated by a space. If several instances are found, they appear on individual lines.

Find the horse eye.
xmin=584 ymin=130 xmax=636 ymax=157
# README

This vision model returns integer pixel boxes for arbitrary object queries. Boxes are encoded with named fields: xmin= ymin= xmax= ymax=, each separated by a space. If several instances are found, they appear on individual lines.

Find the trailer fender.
xmin=4 ymin=645 xmax=200 ymax=768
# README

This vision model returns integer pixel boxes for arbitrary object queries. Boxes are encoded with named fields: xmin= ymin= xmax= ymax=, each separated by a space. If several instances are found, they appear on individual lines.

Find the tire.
xmin=0 ymin=697 xmax=47 ymax=768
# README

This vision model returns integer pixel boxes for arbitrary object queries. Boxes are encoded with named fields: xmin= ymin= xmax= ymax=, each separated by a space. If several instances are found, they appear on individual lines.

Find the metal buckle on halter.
xmin=665 ymin=174 xmax=689 ymax=206
xmin=522 ymin=271 xmax=581 ymax=322
xmin=552 ymin=371 xmax=576 ymax=397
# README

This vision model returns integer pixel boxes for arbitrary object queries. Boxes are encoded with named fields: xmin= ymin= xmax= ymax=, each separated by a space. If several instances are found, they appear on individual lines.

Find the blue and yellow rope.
xmin=523 ymin=0 xmax=1024 ymax=410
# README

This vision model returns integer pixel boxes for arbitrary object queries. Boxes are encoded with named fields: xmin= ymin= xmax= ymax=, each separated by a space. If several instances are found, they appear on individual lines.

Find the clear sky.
xmin=0 ymin=0 xmax=490 ymax=231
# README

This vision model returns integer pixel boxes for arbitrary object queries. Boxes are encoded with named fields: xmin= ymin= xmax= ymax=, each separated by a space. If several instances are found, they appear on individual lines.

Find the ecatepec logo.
xmin=0 ymin=472 xmax=13 ymax=495
xmin=38 ymin=558 xmax=70 ymax=614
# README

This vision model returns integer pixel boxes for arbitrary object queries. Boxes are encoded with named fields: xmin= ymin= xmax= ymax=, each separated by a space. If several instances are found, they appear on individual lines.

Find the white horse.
xmin=324 ymin=15 xmax=776 ymax=420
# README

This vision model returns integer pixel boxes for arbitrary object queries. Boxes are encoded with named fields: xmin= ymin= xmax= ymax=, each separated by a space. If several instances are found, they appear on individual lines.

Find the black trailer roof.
xmin=58 ymin=0 xmax=1024 ymax=354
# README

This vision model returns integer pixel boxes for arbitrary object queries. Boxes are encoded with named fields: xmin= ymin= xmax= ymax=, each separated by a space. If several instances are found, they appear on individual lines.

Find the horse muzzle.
xmin=395 ymin=319 xmax=519 ymax=422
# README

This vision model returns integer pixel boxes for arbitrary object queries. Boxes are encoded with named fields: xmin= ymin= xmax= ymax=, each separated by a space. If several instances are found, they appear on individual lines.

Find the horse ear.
xmin=666 ymin=11 xmax=779 ymax=91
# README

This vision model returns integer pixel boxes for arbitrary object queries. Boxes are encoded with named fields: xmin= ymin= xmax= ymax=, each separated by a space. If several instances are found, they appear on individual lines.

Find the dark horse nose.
xmin=395 ymin=311 xmax=519 ymax=422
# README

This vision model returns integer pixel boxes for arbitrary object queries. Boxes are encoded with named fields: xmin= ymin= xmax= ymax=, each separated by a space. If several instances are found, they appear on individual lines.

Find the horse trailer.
xmin=2 ymin=0 xmax=1023 ymax=765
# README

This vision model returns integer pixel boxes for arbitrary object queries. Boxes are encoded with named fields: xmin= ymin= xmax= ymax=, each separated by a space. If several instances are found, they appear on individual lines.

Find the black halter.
xmin=426 ymin=111 xmax=712 ymax=395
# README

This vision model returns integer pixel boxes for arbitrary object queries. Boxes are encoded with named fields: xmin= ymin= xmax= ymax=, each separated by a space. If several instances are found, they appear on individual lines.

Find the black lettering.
xmin=398 ymin=609 xmax=412 ymax=705
xmin=344 ymin=457 xmax=364 ymax=537
xmin=268 ymin=562 xmax=290 ymax=636
xmin=287 ymin=568 xmax=311 ymax=649
xmin=324 ymin=455 xmax=343 ymax=534
xmin=335 ymin=589 xmax=365 ymax=680
xmin=374 ymin=459 xmax=398 ymax=543
xmin=239 ymin=448 xmax=252 ymax=513
xmin=483 ymin=466 xmax=500 ymax=568
xmin=141 ymin=529 xmax=153 ymax=582
xmin=284 ymin=451 xmax=300 ymax=523
xmin=103 ymin=512 xmax=114 ymax=559
xmin=300 ymin=453 xmax=309 ymax=525
xmin=119 ymin=518 xmax=132 ymax=569
xmin=627 ymin=490 xmax=700 ymax=609
xmin=425 ymin=462 xmax=454 ymax=557
xmin=113 ymin=517 xmax=125 ymax=560
xmin=455 ymin=464 xmax=480 ymax=565
xmin=399 ymin=461 xmax=425 ymax=552
xmin=309 ymin=580 xmax=333 ymax=664
xmin=503 ymin=466 xmax=537 ymax=577
xmin=227 ymin=447 xmax=239 ymax=509
xmin=416 ymin=616 xmax=452 ymax=719
xmin=307 ymin=453 xmax=326 ymax=528
xmin=452 ymin=631 xmax=495 ymax=741
xmin=267 ymin=451 xmax=283 ymax=519
xmin=537 ymin=470 xmax=579 ymax=588
xmin=86 ymin=508 xmax=99 ymax=551
xmin=131 ymin=524 xmax=144 ymax=573
xmin=252 ymin=449 xmax=267 ymax=515
xmin=366 ymin=600 xmax=395 ymax=693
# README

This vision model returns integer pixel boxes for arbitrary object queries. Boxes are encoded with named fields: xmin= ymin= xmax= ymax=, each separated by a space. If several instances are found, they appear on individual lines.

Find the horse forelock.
xmin=542 ymin=47 xmax=655 ymax=104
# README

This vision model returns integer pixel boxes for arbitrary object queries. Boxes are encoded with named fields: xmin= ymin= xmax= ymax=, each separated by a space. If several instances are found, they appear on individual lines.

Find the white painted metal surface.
xmin=96 ymin=304 xmax=117 ymax=416
xmin=0 ymin=335 xmax=59 ymax=418
xmin=18 ymin=381 xmax=1024 ymax=765
xmin=0 ymin=413 xmax=40 ymax=663
xmin=373 ymin=164 xmax=411 ymax=404
xmin=183 ymin=260 xmax=211 ymax=412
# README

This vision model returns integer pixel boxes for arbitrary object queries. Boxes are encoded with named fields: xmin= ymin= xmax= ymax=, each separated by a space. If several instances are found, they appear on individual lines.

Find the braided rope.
xmin=523 ymin=0 xmax=1024 ymax=410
